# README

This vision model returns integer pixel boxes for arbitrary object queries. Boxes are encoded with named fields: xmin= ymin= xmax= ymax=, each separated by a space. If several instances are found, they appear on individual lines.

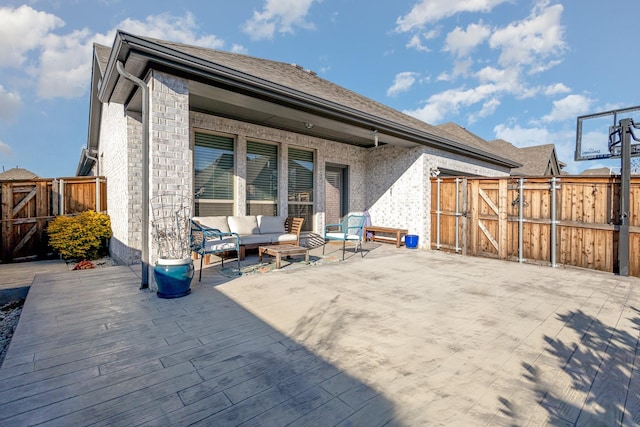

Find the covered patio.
xmin=1 ymin=246 xmax=639 ymax=425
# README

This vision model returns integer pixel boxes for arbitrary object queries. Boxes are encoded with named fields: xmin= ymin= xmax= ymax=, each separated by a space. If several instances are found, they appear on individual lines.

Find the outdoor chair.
xmin=323 ymin=214 xmax=367 ymax=260
xmin=190 ymin=219 xmax=240 ymax=281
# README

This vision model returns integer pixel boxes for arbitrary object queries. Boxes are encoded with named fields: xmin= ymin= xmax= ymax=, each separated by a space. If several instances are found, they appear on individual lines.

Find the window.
xmin=288 ymin=148 xmax=314 ymax=231
xmin=246 ymin=141 xmax=278 ymax=216
xmin=194 ymin=132 xmax=234 ymax=216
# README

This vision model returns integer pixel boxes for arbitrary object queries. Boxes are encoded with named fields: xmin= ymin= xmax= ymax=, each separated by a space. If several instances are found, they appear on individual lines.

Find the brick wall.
xmin=365 ymin=144 xmax=509 ymax=248
xmin=191 ymin=112 xmax=367 ymax=233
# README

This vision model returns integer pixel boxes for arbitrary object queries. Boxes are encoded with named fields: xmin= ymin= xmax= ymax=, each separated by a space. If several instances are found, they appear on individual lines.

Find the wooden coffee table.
xmin=258 ymin=244 xmax=309 ymax=269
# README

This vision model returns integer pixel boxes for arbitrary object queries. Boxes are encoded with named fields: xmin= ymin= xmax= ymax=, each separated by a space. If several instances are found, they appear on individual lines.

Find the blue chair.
xmin=323 ymin=214 xmax=367 ymax=260
xmin=190 ymin=220 xmax=240 ymax=281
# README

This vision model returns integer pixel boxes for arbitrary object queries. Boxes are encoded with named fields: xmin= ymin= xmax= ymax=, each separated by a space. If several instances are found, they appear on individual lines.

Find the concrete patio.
xmin=1 ymin=243 xmax=639 ymax=426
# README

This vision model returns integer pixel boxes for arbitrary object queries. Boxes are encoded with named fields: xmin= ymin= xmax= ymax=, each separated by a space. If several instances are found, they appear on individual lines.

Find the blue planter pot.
xmin=153 ymin=258 xmax=194 ymax=298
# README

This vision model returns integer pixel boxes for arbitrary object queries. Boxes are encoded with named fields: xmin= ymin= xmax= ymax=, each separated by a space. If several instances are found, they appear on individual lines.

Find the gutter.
xmin=115 ymin=60 xmax=150 ymax=290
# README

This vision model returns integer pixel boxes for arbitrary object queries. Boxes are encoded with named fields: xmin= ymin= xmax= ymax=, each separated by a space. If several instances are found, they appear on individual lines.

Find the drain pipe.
xmin=83 ymin=149 xmax=101 ymax=212
xmin=116 ymin=61 xmax=150 ymax=289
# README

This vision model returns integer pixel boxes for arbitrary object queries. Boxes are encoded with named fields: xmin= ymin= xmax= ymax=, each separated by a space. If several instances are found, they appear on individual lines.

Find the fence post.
xmin=498 ymin=178 xmax=508 ymax=260
xmin=518 ymin=178 xmax=524 ymax=263
xmin=95 ymin=176 xmax=101 ymax=212
xmin=455 ymin=178 xmax=460 ymax=253
xmin=1 ymin=182 xmax=12 ymax=261
xmin=436 ymin=178 xmax=441 ymax=250
xmin=59 ymin=178 xmax=65 ymax=215
xmin=461 ymin=178 xmax=468 ymax=256
xmin=550 ymin=177 xmax=558 ymax=268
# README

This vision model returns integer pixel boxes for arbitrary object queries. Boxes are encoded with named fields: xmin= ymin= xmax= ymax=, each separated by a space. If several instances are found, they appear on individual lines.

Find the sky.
xmin=1 ymin=0 xmax=639 ymax=177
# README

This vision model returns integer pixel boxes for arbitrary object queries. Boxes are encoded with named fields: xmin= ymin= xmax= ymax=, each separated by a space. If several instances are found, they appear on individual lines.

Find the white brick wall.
xmin=149 ymin=71 xmax=192 ymax=263
xmin=102 ymin=70 xmax=514 ymax=262
xmin=191 ymin=112 xmax=367 ymax=233
xmin=365 ymin=144 xmax=509 ymax=248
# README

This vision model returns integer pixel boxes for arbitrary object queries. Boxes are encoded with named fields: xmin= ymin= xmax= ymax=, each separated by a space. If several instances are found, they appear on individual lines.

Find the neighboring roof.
xmin=89 ymin=30 xmax=519 ymax=171
xmin=490 ymin=139 xmax=561 ymax=176
xmin=0 ymin=167 xmax=38 ymax=180
xmin=580 ymin=167 xmax=614 ymax=176
xmin=435 ymin=123 xmax=562 ymax=176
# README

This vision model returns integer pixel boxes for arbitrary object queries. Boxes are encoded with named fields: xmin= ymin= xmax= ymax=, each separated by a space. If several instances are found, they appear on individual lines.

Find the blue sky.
xmin=1 ymin=0 xmax=639 ymax=177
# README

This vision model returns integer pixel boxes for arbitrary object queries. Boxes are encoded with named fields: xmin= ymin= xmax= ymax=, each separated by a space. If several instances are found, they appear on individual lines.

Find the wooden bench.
xmin=364 ymin=226 xmax=409 ymax=248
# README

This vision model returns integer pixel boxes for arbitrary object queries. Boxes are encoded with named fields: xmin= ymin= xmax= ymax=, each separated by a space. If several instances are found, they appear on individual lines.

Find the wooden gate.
xmin=1 ymin=177 xmax=106 ymax=262
xmin=431 ymin=176 xmax=639 ymax=277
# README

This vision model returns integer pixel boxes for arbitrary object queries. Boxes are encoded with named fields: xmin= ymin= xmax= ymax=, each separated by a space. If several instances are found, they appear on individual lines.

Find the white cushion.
xmin=193 ymin=216 xmax=230 ymax=233
xmin=203 ymin=238 xmax=237 ymax=252
xmin=272 ymin=233 xmax=297 ymax=243
xmin=228 ymin=216 xmax=260 ymax=235
xmin=238 ymin=234 xmax=271 ymax=245
xmin=257 ymin=215 xmax=286 ymax=234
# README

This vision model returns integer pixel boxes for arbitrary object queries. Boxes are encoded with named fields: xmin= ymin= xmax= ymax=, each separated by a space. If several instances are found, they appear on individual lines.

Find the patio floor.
xmin=1 ymin=244 xmax=640 ymax=426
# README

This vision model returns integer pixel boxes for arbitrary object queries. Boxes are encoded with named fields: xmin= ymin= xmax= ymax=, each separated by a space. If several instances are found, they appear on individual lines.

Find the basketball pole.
xmin=619 ymin=118 xmax=632 ymax=276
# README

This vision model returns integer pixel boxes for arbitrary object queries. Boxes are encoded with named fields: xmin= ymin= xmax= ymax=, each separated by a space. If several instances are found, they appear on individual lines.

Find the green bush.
xmin=47 ymin=211 xmax=112 ymax=260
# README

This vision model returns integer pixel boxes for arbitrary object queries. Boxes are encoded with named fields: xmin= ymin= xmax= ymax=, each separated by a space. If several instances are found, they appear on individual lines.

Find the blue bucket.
xmin=405 ymin=235 xmax=419 ymax=249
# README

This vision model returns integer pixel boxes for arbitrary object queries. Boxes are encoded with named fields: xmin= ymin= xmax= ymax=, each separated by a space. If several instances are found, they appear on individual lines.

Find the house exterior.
xmin=78 ymin=30 xmax=519 ymax=271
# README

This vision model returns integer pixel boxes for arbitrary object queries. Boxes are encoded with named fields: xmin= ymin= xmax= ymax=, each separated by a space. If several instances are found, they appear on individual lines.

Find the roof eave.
xmin=100 ymin=31 xmax=519 ymax=169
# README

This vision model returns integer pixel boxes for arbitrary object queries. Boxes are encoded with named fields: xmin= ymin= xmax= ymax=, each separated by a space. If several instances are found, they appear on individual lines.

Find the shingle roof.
xmin=580 ymin=167 xmax=614 ymax=176
xmin=435 ymin=122 xmax=501 ymax=157
xmin=94 ymin=43 xmax=111 ymax=74
xmin=144 ymin=37 xmax=458 ymax=139
xmin=435 ymin=122 xmax=562 ymax=176
xmin=0 ymin=167 xmax=38 ymax=180
xmin=489 ymin=139 xmax=559 ymax=176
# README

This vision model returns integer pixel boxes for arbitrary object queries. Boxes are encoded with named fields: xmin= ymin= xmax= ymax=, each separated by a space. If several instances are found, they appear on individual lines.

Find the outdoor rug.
xmin=219 ymin=254 xmax=339 ymax=278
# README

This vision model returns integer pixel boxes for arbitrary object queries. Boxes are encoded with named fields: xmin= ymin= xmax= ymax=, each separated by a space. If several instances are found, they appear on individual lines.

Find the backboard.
xmin=575 ymin=105 xmax=640 ymax=161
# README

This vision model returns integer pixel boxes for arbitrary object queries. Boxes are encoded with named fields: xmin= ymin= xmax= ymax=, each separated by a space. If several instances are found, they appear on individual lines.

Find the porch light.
xmin=304 ymin=122 xmax=314 ymax=129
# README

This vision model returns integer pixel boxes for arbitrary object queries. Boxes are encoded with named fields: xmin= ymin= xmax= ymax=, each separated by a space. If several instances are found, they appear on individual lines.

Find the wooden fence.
xmin=431 ymin=175 xmax=640 ymax=277
xmin=1 ymin=176 xmax=107 ymax=262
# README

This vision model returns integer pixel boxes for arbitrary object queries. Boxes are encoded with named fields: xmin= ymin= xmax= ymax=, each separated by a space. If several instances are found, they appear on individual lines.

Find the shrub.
xmin=48 ymin=211 xmax=112 ymax=260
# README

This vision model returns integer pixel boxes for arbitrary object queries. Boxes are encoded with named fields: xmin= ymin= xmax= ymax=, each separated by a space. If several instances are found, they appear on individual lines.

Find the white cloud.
xmin=0 ymin=140 xmax=12 ymax=156
xmin=231 ymin=44 xmax=248 ymax=54
xmin=5 ymin=11 xmax=228 ymax=98
xmin=118 ymin=13 xmax=224 ymax=49
xmin=0 ymin=5 xmax=64 ymax=68
xmin=0 ymin=85 xmax=22 ymax=121
xmin=396 ymin=0 xmax=510 ymax=33
xmin=542 ymin=94 xmax=593 ymax=123
xmin=407 ymin=34 xmax=430 ymax=52
xmin=243 ymin=0 xmax=317 ymax=40
xmin=469 ymin=98 xmax=500 ymax=123
xmin=404 ymin=84 xmax=499 ymax=124
xmin=494 ymin=122 xmax=581 ymax=172
xmin=494 ymin=122 xmax=552 ymax=147
xmin=387 ymin=72 xmax=420 ymax=97
xmin=444 ymin=23 xmax=491 ymax=57
xmin=38 ymin=29 xmax=98 ymax=99
xmin=544 ymin=83 xmax=571 ymax=96
xmin=489 ymin=2 xmax=566 ymax=70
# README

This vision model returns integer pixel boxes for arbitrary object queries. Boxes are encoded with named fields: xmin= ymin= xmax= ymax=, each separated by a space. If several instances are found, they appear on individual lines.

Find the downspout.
xmin=84 ymin=148 xmax=99 ymax=176
xmin=83 ymin=149 xmax=101 ymax=212
xmin=116 ymin=60 xmax=150 ymax=289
